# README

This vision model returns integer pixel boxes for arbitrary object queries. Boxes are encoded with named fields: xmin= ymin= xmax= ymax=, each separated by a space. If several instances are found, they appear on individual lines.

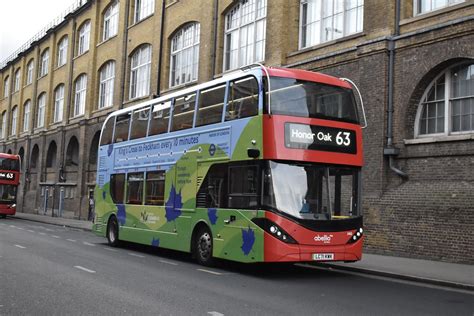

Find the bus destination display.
xmin=285 ymin=123 xmax=356 ymax=154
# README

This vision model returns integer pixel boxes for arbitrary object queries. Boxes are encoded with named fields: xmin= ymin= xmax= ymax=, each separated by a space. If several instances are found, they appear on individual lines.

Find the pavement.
xmin=11 ymin=211 xmax=474 ymax=291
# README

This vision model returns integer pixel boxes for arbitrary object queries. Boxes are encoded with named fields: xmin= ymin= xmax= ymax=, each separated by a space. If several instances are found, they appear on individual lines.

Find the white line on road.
xmin=27 ymin=230 xmax=35 ymax=233
xmin=38 ymin=232 xmax=46 ymax=236
xmin=103 ymin=247 xmax=118 ymax=252
xmin=197 ymin=269 xmax=222 ymax=275
xmin=159 ymin=260 xmax=178 ymax=266
xmin=208 ymin=311 xmax=225 ymax=316
xmin=17 ymin=227 xmax=25 ymax=230
xmin=51 ymin=235 xmax=61 ymax=239
xmin=83 ymin=242 xmax=95 ymax=246
xmin=128 ymin=252 xmax=145 ymax=258
xmin=74 ymin=266 xmax=96 ymax=273
xmin=66 ymin=239 xmax=77 ymax=242
xmin=15 ymin=245 xmax=26 ymax=249
xmin=45 ymin=228 xmax=54 ymax=232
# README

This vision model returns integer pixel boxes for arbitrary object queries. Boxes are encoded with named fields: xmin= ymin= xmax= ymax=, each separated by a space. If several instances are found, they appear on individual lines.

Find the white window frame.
xmin=299 ymin=0 xmax=364 ymax=49
xmin=57 ymin=36 xmax=68 ymax=67
xmin=129 ymin=45 xmax=151 ymax=100
xmin=414 ymin=0 xmax=465 ymax=16
xmin=103 ymin=1 xmax=119 ymax=41
xmin=74 ymin=75 xmax=87 ymax=117
xmin=54 ymin=85 xmax=65 ymax=123
xmin=169 ymin=23 xmax=200 ymax=88
xmin=1 ymin=112 xmax=6 ymax=139
xmin=14 ymin=69 xmax=21 ymax=92
xmin=224 ymin=0 xmax=267 ymax=72
xmin=23 ymin=100 xmax=31 ymax=132
xmin=134 ymin=0 xmax=155 ymax=23
xmin=37 ymin=93 xmax=46 ymax=128
xmin=77 ymin=21 xmax=91 ymax=56
xmin=26 ymin=60 xmax=34 ymax=85
xmin=415 ymin=63 xmax=474 ymax=138
xmin=99 ymin=61 xmax=115 ymax=109
xmin=40 ymin=49 xmax=49 ymax=77
xmin=3 ymin=76 xmax=9 ymax=98
xmin=11 ymin=106 xmax=18 ymax=136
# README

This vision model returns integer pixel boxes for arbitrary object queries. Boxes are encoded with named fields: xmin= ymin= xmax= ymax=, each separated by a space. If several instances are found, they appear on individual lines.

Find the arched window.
xmin=37 ymin=93 xmax=46 ymax=128
xmin=57 ymin=36 xmax=68 ymax=67
xmin=416 ymin=63 xmax=474 ymax=137
xmin=74 ymin=74 xmax=87 ymax=117
xmin=224 ymin=0 xmax=267 ymax=71
xmin=11 ymin=106 xmax=18 ymax=136
xmin=66 ymin=136 xmax=80 ymax=167
xmin=40 ymin=49 xmax=49 ymax=77
xmin=18 ymin=147 xmax=25 ymax=170
xmin=54 ymin=84 xmax=65 ymax=123
xmin=103 ymin=1 xmax=119 ymax=41
xmin=26 ymin=60 xmax=34 ymax=85
xmin=1 ymin=111 xmax=6 ymax=138
xmin=89 ymin=132 xmax=101 ymax=165
xmin=3 ymin=76 xmax=9 ymax=98
xmin=46 ymin=141 xmax=57 ymax=168
xmin=130 ymin=44 xmax=151 ymax=99
xmin=133 ymin=0 xmax=154 ymax=23
xmin=30 ymin=145 xmax=39 ymax=170
xmin=14 ymin=69 xmax=21 ymax=92
xmin=23 ymin=100 xmax=31 ymax=132
xmin=77 ymin=20 xmax=91 ymax=56
xmin=99 ymin=61 xmax=115 ymax=109
xmin=170 ymin=23 xmax=200 ymax=87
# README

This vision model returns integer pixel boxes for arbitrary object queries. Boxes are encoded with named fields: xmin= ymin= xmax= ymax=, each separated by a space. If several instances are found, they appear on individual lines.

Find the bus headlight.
xmin=10 ymin=204 xmax=16 ymax=208
xmin=252 ymin=218 xmax=297 ymax=244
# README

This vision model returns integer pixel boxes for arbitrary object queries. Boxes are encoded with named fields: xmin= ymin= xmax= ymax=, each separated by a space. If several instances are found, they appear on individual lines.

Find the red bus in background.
xmin=0 ymin=153 xmax=20 ymax=218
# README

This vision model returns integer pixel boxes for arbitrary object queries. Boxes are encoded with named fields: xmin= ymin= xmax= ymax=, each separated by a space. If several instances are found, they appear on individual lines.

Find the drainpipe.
xmin=119 ymin=0 xmax=131 ymax=108
xmin=384 ymin=0 xmax=408 ymax=179
xmin=156 ymin=0 xmax=166 ymax=97
xmin=210 ymin=0 xmax=219 ymax=79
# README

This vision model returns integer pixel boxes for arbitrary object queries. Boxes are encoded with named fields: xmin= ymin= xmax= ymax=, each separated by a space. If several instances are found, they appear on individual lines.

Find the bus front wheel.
xmin=194 ymin=226 xmax=214 ymax=266
xmin=107 ymin=216 xmax=120 ymax=247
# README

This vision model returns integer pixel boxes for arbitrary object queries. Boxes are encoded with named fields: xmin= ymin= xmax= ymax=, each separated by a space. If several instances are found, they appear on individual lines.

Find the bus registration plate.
xmin=312 ymin=253 xmax=334 ymax=261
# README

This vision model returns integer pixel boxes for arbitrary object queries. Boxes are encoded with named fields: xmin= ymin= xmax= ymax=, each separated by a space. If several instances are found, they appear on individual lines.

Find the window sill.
xmin=404 ymin=133 xmax=474 ymax=145
xmin=128 ymin=13 xmax=154 ymax=29
xmin=74 ymin=50 xmax=89 ymax=59
xmin=288 ymin=32 xmax=365 ymax=58
xmin=125 ymin=95 xmax=151 ymax=106
xmin=97 ymin=35 xmax=118 ymax=48
xmin=92 ymin=105 xmax=114 ymax=115
xmin=55 ymin=63 xmax=67 ymax=71
xmin=404 ymin=2 xmax=472 ymax=23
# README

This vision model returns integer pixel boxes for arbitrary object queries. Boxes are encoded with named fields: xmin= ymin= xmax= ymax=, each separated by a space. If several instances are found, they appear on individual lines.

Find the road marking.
xmin=197 ymin=269 xmax=222 ymax=276
xmin=66 ymin=239 xmax=77 ymax=242
xmin=15 ymin=245 xmax=26 ymax=249
xmin=103 ymin=247 xmax=118 ymax=252
xmin=51 ymin=235 xmax=60 ymax=239
xmin=45 ymin=228 xmax=54 ymax=232
xmin=39 ymin=232 xmax=46 ymax=236
xmin=83 ymin=242 xmax=95 ymax=246
xmin=128 ymin=252 xmax=145 ymax=258
xmin=27 ymin=230 xmax=35 ymax=233
xmin=74 ymin=266 xmax=96 ymax=274
xmin=208 ymin=312 xmax=224 ymax=316
xmin=159 ymin=260 xmax=178 ymax=266
xmin=9 ymin=225 xmax=16 ymax=228
xmin=17 ymin=227 xmax=25 ymax=230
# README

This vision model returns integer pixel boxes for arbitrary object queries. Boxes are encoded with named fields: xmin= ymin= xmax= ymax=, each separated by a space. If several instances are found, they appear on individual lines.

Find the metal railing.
xmin=0 ymin=0 xmax=89 ymax=70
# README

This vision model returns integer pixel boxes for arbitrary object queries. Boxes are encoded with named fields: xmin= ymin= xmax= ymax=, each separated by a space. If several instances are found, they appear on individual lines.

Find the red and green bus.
xmin=0 ymin=153 xmax=21 ymax=218
xmin=93 ymin=65 xmax=365 ymax=265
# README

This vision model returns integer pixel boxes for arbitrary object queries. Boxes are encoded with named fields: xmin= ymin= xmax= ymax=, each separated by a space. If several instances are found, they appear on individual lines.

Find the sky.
xmin=0 ymin=0 xmax=76 ymax=62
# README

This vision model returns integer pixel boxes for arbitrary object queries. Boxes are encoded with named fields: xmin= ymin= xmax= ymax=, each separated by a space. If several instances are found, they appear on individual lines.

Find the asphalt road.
xmin=1 ymin=217 xmax=473 ymax=316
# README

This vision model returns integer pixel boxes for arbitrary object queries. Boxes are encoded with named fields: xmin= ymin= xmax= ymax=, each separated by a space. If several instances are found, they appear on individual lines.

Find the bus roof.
xmin=0 ymin=153 xmax=19 ymax=160
xmin=266 ymin=67 xmax=352 ymax=89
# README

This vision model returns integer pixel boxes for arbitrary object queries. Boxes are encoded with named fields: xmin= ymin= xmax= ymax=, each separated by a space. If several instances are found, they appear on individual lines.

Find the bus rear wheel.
xmin=194 ymin=227 xmax=214 ymax=266
xmin=107 ymin=216 xmax=120 ymax=247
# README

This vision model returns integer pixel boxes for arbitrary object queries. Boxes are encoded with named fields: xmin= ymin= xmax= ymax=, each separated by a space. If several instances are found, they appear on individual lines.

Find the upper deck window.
xmin=0 ymin=157 xmax=20 ymax=171
xmin=196 ymin=84 xmax=226 ymax=127
xmin=130 ymin=107 xmax=150 ymax=140
xmin=149 ymin=102 xmax=171 ymax=136
xmin=171 ymin=93 xmax=196 ymax=131
xmin=114 ymin=113 xmax=131 ymax=143
xmin=226 ymin=76 xmax=259 ymax=121
xmin=268 ymin=77 xmax=358 ymax=124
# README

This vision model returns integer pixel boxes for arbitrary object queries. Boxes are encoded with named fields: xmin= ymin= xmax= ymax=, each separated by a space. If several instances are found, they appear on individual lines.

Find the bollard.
xmin=43 ymin=188 xmax=49 ymax=215
xmin=59 ymin=187 xmax=65 ymax=218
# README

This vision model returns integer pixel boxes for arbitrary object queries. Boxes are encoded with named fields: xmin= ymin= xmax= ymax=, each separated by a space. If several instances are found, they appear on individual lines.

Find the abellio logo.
xmin=314 ymin=234 xmax=333 ymax=243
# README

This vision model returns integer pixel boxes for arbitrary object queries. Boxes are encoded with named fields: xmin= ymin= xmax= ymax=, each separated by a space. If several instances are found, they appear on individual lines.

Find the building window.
xmin=3 ymin=76 xmax=9 ymax=98
xmin=54 ymin=84 xmax=65 ymax=123
xmin=99 ymin=61 xmax=115 ymax=109
xmin=300 ymin=0 xmax=364 ymax=49
xmin=0 ymin=112 xmax=6 ymax=138
xmin=37 ymin=93 xmax=46 ymax=128
xmin=416 ymin=63 xmax=474 ymax=137
xmin=134 ymin=0 xmax=154 ymax=23
xmin=11 ymin=106 xmax=18 ymax=136
xmin=77 ymin=20 xmax=91 ymax=55
xmin=130 ymin=45 xmax=151 ymax=99
xmin=23 ymin=100 xmax=31 ymax=132
xmin=74 ymin=74 xmax=87 ymax=117
xmin=415 ymin=0 xmax=464 ymax=15
xmin=26 ymin=60 xmax=34 ymax=85
xmin=103 ymin=1 xmax=119 ymax=41
xmin=170 ymin=23 xmax=200 ymax=87
xmin=224 ymin=0 xmax=267 ymax=71
xmin=14 ymin=69 xmax=21 ymax=92
xmin=57 ymin=36 xmax=68 ymax=67
xmin=40 ymin=49 xmax=49 ymax=77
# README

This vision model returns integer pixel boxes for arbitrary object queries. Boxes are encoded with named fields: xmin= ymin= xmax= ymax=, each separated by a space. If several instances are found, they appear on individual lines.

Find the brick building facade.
xmin=0 ymin=0 xmax=473 ymax=263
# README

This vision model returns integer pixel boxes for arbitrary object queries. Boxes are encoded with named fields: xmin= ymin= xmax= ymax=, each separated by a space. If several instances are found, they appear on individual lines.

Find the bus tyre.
xmin=194 ymin=227 xmax=214 ymax=266
xmin=107 ymin=216 xmax=120 ymax=247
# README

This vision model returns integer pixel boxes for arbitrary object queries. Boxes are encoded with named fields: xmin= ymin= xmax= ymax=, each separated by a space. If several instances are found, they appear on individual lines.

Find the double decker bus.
xmin=94 ymin=65 xmax=365 ymax=265
xmin=0 ymin=153 xmax=21 ymax=218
